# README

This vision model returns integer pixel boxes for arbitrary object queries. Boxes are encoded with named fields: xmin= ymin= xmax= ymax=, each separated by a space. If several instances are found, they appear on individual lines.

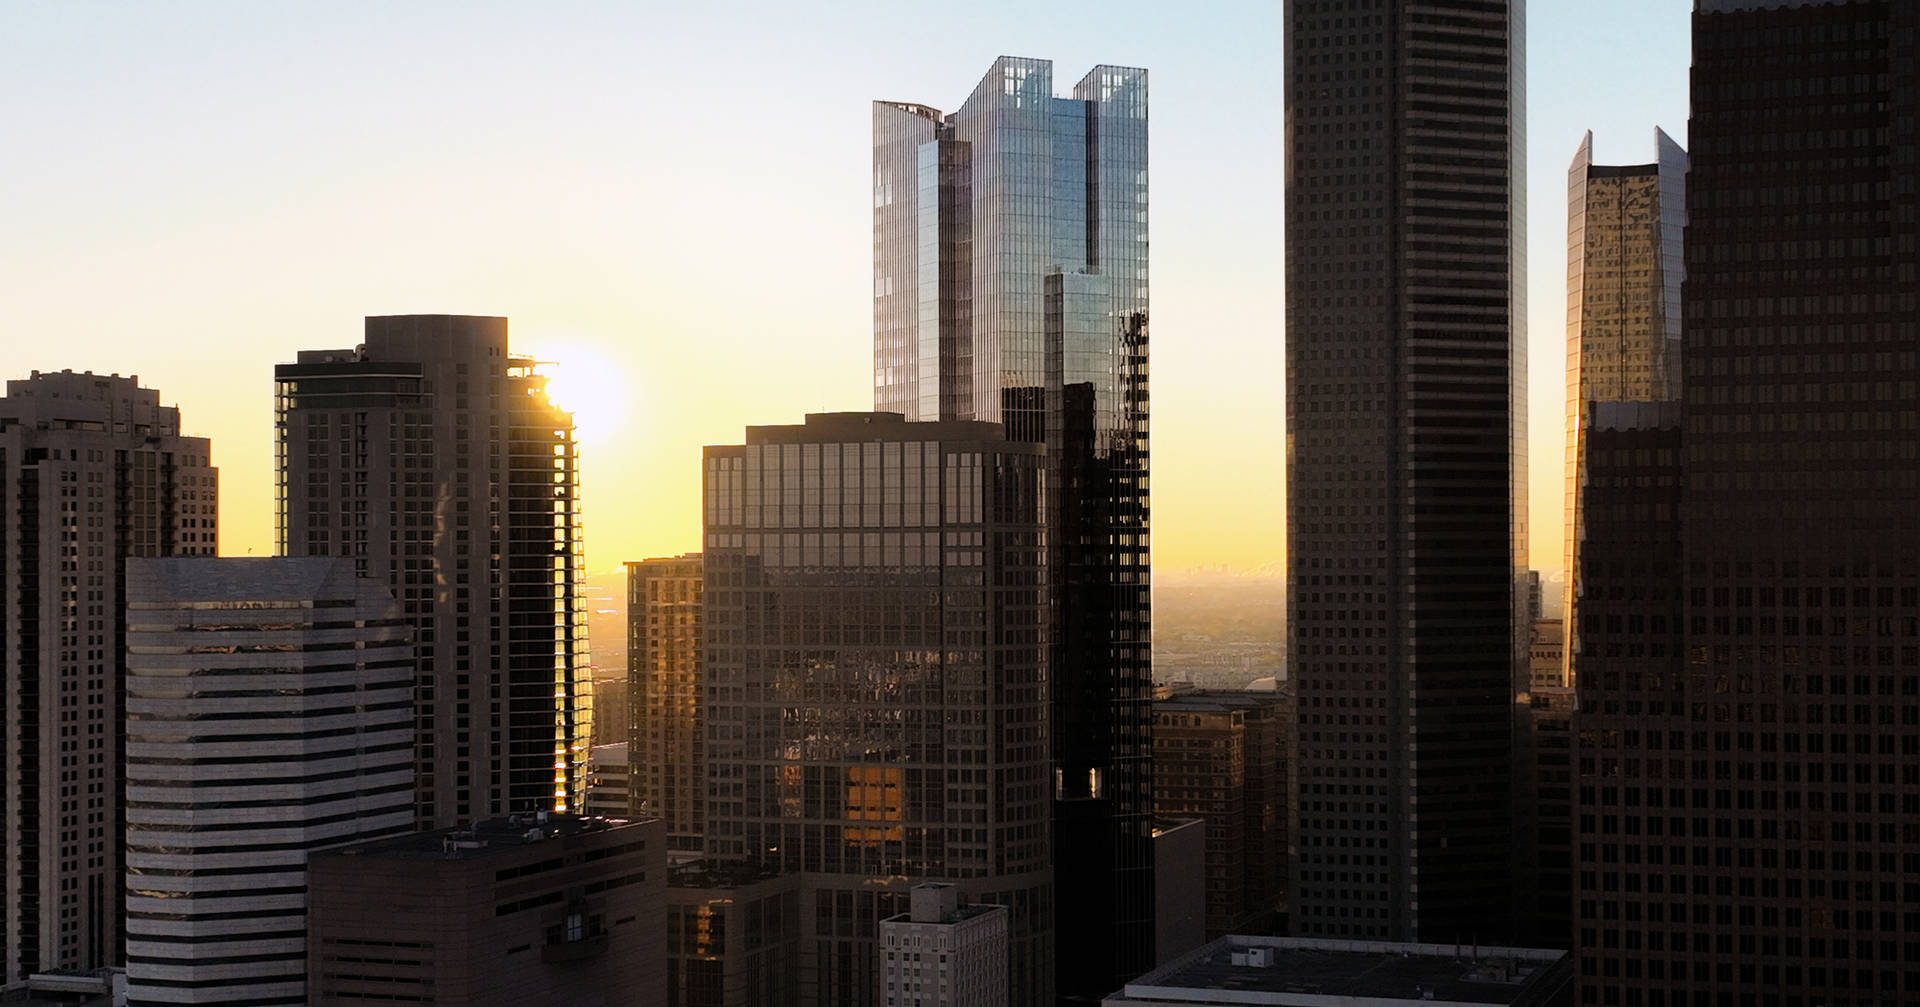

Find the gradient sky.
xmin=0 ymin=1 xmax=1689 ymax=576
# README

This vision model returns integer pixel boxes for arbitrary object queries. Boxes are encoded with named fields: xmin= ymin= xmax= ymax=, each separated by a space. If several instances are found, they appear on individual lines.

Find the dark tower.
xmin=1574 ymin=2 xmax=1920 ymax=1004
xmin=1284 ymin=0 xmax=1527 ymax=943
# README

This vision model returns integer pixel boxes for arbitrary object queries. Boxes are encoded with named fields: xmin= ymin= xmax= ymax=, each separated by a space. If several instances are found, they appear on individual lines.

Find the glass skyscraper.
xmin=701 ymin=413 xmax=1052 ymax=1006
xmin=1562 ymin=129 xmax=1687 ymax=688
xmin=1284 ymin=1 xmax=1527 ymax=943
xmin=874 ymin=56 xmax=1154 ymax=999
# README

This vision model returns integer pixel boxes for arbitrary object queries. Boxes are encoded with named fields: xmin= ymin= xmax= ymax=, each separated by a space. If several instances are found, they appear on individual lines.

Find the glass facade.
xmin=701 ymin=413 xmax=1051 ymax=1007
xmin=874 ymin=58 xmax=1154 ymax=998
xmin=1285 ymin=1 xmax=1526 ymax=944
xmin=1562 ymin=129 xmax=1687 ymax=688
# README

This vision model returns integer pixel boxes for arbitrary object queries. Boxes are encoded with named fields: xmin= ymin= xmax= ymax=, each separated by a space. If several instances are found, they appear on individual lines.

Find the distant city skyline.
xmin=0 ymin=1 xmax=1690 ymax=575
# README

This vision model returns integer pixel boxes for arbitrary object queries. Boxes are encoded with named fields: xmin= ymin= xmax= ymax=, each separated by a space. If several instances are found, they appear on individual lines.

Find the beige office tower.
xmin=0 ymin=370 xmax=216 ymax=983
xmin=625 ymin=553 xmax=703 ymax=851
xmin=1562 ymin=129 xmax=1687 ymax=686
xmin=276 ymin=315 xmax=592 ymax=826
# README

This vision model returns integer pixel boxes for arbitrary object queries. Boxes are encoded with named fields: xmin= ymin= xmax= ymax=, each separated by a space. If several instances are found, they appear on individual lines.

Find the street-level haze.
xmin=0 ymin=0 xmax=1688 ymax=575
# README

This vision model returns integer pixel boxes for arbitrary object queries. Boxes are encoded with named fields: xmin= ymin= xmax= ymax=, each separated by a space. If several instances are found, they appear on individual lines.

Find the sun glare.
xmin=537 ymin=345 xmax=629 ymax=445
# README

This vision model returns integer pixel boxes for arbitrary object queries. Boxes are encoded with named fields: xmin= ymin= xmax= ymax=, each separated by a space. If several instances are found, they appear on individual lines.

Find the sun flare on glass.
xmin=537 ymin=345 xmax=629 ymax=446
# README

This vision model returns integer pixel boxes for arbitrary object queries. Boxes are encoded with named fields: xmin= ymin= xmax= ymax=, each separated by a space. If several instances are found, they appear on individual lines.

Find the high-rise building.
xmin=1151 ymin=690 xmax=1290 ymax=938
xmin=665 ymin=862 xmax=803 ymax=1007
xmin=1531 ymin=619 xmax=1567 ymax=691
xmin=0 ymin=370 xmax=216 ymax=983
xmin=1562 ymin=129 xmax=1687 ymax=684
xmin=122 ymin=557 xmax=414 ymax=1007
xmin=1574 ymin=2 xmax=1920 ymax=1004
xmin=879 ymin=884 xmax=1010 ymax=1007
xmin=627 ymin=553 xmax=704 ymax=850
xmin=275 ymin=315 xmax=592 ymax=826
xmin=874 ymin=56 xmax=1154 ymax=997
xmin=1283 ymin=0 xmax=1527 ymax=943
xmin=585 ymin=742 xmax=631 ymax=819
xmin=306 ymin=814 xmax=665 ymax=1004
xmin=702 ymin=412 xmax=1052 ymax=1006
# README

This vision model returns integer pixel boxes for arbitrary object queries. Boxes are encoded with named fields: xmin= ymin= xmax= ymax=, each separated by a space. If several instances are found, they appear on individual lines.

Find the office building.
xmin=702 ymin=412 xmax=1052 ymax=1006
xmin=1151 ymin=690 xmax=1290 ymax=937
xmin=628 ymin=553 xmax=704 ymax=848
xmin=275 ymin=315 xmax=592 ymax=826
xmin=1531 ymin=619 xmax=1566 ymax=691
xmin=1284 ymin=0 xmax=1526 ymax=942
xmin=0 ymin=370 xmax=216 ymax=983
xmin=874 ymin=56 xmax=1154 ymax=998
xmin=1562 ymin=129 xmax=1687 ymax=684
xmin=879 ymin=884 xmax=1009 ymax=1007
xmin=585 ymin=742 xmax=632 ymax=819
xmin=306 ymin=814 xmax=665 ymax=1005
xmin=665 ymin=862 xmax=803 ymax=1007
xmin=1103 ymin=936 xmax=1573 ymax=1007
xmin=1515 ymin=684 xmax=1574 ymax=951
xmin=1573 ymin=2 xmax=1920 ymax=1004
xmin=122 ymin=557 xmax=414 ymax=1007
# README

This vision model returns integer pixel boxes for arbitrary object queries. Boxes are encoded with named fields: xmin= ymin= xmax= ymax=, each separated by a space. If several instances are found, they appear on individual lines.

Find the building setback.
xmin=702 ymin=412 xmax=1052 ymax=1007
xmin=306 ymin=814 xmax=665 ymax=1005
xmin=873 ymin=57 xmax=1154 ymax=999
xmin=1574 ymin=2 xmax=1920 ymax=1004
xmin=1562 ymin=129 xmax=1687 ymax=684
xmin=879 ymin=884 xmax=1009 ymax=1007
xmin=275 ymin=315 xmax=592 ymax=826
xmin=628 ymin=553 xmax=704 ymax=850
xmin=1283 ymin=0 xmax=1527 ymax=943
xmin=0 ymin=370 xmax=216 ymax=983
xmin=122 ymin=557 xmax=414 ymax=1007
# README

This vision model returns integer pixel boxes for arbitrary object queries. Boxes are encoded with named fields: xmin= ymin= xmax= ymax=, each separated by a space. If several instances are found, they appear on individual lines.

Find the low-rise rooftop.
xmin=318 ymin=813 xmax=644 ymax=862
xmin=1106 ymin=936 xmax=1572 ymax=1007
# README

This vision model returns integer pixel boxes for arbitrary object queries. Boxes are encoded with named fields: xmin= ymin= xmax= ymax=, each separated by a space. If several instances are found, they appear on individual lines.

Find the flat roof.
xmin=317 ymin=814 xmax=648 ymax=862
xmin=1110 ymin=936 xmax=1571 ymax=1007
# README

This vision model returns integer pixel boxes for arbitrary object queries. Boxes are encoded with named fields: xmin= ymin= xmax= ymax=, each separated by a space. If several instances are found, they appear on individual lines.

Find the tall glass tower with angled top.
xmin=874 ymin=56 xmax=1153 ymax=1001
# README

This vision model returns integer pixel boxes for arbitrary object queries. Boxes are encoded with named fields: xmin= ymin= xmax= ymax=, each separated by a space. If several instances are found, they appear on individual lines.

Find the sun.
xmin=537 ymin=344 xmax=629 ymax=446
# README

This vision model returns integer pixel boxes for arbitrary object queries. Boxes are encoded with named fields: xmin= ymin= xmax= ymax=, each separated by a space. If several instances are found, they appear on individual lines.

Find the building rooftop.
xmin=1108 ymin=936 xmax=1572 ymax=1007
xmin=318 ymin=813 xmax=645 ymax=863
xmin=1153 ymin=689 xmax=1291 ymax=714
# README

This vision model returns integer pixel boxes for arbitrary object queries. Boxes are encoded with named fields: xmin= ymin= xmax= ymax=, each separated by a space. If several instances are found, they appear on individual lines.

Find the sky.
xmin=0 ymin=1 xmax=1690 ymax=577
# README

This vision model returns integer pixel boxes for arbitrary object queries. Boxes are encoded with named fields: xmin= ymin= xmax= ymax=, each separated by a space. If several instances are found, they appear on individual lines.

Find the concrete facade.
xmin=0 ymin=371 xmax=216 ymax=983
xmin=122 ymin=557 xmax=414 ymax=1006
xmin=878 ymin=884 xmax=1008 ymax=1007
xmin=307 ymin=815 xmax=665 ymax=1005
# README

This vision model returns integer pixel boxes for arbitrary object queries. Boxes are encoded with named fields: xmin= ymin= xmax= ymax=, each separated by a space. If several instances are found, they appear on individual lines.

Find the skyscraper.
xmin=0 ymin=370 xmax=216 ymax=983
xmin=1283 ymin=1 xmax=1527 ymax=943
xmin=701 ymin=412 xmax=1052 ymax=1006
xmin=627 ymin=553 xmax=704 ymax=851
xmin=1562 ymin=129 xmax=1687 ymax=685
xmin=1574 ymin=2 xmax=1920 ymax=1004
xmin=874 ymin=57 xmax=1154 ymax=997
xmin=123 ymin=557 xmax=414 ymax=1007
xmin=275 ymin=315 xmax=591 ymax=827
